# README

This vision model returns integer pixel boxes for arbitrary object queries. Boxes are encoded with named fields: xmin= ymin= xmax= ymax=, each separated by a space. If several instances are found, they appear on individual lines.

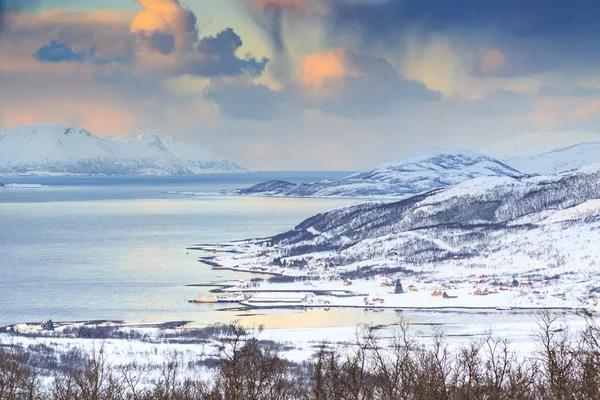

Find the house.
xmin=473 ymin=288 xmax=489 ymax=296
xmin=443 ymin=292 xmax=457 ymax=299
xmin=431 ymin=290 xmax=443 ymax=297
xmin=343 ymin=279 xmax=352 ymax=286
xmin=408 ymin=284 xmax=418 ymax=292
xmin=520 ymin=281 xmax=534 ymax=288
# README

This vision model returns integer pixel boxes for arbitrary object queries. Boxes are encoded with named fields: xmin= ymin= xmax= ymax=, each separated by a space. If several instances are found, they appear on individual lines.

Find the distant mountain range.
xmin=2 ymin=125 xmax=599 ymax=187
xmin=223 ymin=133 xmax=600 ymax=198
xmin=225 ymin=150 xmax=524 ymax=198
xmin=0 ymin=125 xmax=246 ymax=175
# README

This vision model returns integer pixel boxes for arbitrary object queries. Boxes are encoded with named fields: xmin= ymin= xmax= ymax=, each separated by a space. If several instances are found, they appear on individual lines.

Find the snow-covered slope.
xmin=505 ymin=142 xmax=600 ymax=174
xmin=0 ymin=125 xmax=246 ymax=175
xmin=265 ymin=163 xmax=600 ymax=275
xmin=484 ymin=129 xmax=600 ymax=158
xmin=227 ymin=150 xmax=523 ymax=198
xmin=483 ymin=129 xmax=600 ymax=174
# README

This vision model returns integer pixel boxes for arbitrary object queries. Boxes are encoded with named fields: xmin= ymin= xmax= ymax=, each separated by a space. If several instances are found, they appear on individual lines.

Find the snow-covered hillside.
xmin=0 ymin=125 xmax=246 ymax=175
xmin=484 ymin=129 xmax=600 ymax=158
xmin=262 ymin=162 xmax=600 ymax=277
xmin=483 ymin=129 xmax=600 ymax=174
xmin=226 ymin=150 xmax=524 ymax=198
xmin=505 ymin=142 xmax=600 ymax=174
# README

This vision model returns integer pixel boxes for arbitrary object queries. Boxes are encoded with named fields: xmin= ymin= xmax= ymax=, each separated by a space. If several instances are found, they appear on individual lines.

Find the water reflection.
xmin=184 ymin=307 xmax=404 ymax=329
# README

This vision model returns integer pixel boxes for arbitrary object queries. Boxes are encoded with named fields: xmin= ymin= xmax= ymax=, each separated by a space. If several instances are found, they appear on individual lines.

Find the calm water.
xmin=0 ymin=172 xmax=373 ymax=327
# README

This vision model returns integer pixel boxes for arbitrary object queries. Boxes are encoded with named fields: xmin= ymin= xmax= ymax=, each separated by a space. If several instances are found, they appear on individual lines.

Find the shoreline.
xmin=1 ymin=306 xmax=589 ymax=334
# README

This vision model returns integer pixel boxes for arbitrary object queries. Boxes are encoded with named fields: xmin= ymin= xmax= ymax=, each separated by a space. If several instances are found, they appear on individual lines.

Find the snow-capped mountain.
xmin=505 ymin=142 xmax=600 ymax=175
xmin=264 ymin=162 xmax=600 ymax=275
xmin=483 ymin=129 xmax=600 ymax=174
xmin=227 ymin=150 xmax=524 ymax=198
xmin=0 ymin=125 xmax=246 ymax=175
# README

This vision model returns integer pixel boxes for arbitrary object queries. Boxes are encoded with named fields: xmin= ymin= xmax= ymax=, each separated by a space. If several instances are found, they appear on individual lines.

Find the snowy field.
xmin=1 ymin=308 xmax=592 ymax=382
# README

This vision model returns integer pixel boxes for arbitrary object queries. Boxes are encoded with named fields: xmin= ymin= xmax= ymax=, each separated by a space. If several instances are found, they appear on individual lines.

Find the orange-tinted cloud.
xmin=131 ymin=0 xmax=198 ymax=54
xmin=478 ymin=48 xmax=507 ymax=75
xmin=300 ymin=47 xmax=349 ymax=89
xmin=574 ymin=98 xmax=600 ymax=119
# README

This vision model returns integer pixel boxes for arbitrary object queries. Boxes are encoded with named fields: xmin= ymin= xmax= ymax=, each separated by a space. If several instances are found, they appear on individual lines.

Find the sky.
xmin=1 ymin=0 xmax=600 ymax=171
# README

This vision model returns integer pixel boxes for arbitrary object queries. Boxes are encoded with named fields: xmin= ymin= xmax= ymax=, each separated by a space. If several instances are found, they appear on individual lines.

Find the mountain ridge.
xmin=505 ymin=141 xmax=600 ymax=175
xmin=0 ymin=125 xmax=247 ymax=175
xmin=225 ymin=149 xmax=525 ymax=198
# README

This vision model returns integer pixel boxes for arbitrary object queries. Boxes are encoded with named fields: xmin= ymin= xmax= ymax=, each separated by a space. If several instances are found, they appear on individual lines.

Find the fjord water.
xmin=0 ymin=173 xmax=359 ymax=327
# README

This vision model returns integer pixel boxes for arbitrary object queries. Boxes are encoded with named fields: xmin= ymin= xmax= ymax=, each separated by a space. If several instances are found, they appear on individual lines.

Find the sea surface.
xmin=0 ymin=172 xmax=405 ymax=328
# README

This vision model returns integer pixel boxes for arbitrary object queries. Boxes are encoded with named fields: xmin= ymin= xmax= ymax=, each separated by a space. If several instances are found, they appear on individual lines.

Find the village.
xmin=188 ymin=244 xmax=600 ymax=315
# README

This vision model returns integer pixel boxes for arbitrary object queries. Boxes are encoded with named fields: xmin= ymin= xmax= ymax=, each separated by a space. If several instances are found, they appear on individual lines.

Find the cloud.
xmin=0 ymin=0 xmax=38 ymax=33
xmin=245 ymin=0 xmax=600 ymax=79
xmin=129 ymin=2 xmax=270 ymax=79
xmin=32 ymin=40 xmax=86 ymax=63
xmin=243 ymin=0 xmax=313 ymax=81
xmin=130 ymin=0 xmax=198 ymax=54
xmin=204 ymin=78 xmax=283 ymax=119
xmin=182 ymin=28 xmax=269 ymax=78
xmin=138 ymin=31 xmax=176 ymax=55
xmin=539 ymin=85 xmax=600 ymax=98
xmin=299 ymin=48 xmax=440 ymax=117
xmin=32 ymin=40 xmax=133 ymax=66
xmin=323 ymin=0 xmax=600 ymax=74
xmin=300 ymin=47 xmax=348 ymax=88
xmin=574 ymin=99 xmax=600 ymax=120
xmin=477 ymin=48 xmax=507 ymax=75
xmin=17 ymin=3 xmax=268 ymax=80
xmin=201 ymin=47 xmax=440 ymax=120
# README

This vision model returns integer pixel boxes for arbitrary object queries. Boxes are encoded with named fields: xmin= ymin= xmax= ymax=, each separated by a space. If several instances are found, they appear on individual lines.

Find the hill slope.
xmin=264 ymin=163 xmax=600 ymax=276
xmin=505 ymin=142 xmax=600 ymax=174
xmin=227 ymin=150 xmax=524 ymax=198
xmin=0 ymin=125 xmax=246 ymax=175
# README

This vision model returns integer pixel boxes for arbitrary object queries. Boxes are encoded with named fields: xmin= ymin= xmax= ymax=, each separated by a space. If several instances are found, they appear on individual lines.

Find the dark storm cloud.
xmin=204 ymin=79 xmax=283 ymax=119
xmin=326 ymin=0 xmax=600 ymax=73
xmin=0 ymin=0 xmax=38 ymax=34
xmin=328 ymin=0 xmax=598 ymax=41
xmin=182 ymin=28 xmax=269 ymax=78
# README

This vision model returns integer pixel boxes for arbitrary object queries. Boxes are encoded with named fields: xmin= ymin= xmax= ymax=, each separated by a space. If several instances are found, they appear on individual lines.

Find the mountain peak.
xmin=0 ymin=125 xmax=247 ymax=175
xmin=345 ymin=149 xmax=523 ymax=184
xmin=2 ymin=125 xmax=93 ymax=139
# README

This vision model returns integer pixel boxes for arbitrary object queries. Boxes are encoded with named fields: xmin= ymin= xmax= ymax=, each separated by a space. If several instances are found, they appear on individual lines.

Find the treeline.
xmin=2 ymin=313 xmax=600 ymax=399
